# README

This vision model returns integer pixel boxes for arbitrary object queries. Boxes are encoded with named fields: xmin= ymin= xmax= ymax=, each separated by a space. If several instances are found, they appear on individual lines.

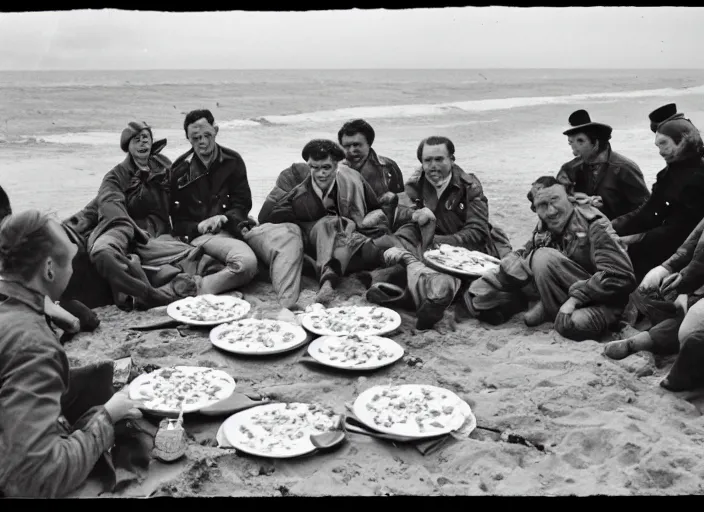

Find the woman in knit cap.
xmin=612 ymin=106 xmax=704 ymax=283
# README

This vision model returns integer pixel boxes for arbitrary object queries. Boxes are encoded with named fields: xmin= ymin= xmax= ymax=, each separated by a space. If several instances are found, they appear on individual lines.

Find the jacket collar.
xmin=0 ymin=278 xmax=45 ymax=314
xmin=420 ymin=164 xmax=463 ymax=190
xmin=122 ymin=154 xmax=168 ymax=181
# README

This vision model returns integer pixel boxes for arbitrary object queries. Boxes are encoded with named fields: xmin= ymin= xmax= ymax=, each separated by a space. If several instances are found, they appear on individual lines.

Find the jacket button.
xmin=665 ymin=201 xmax=670 ymax=206
xmin=654 ymin=212 xmax=658 ymax=216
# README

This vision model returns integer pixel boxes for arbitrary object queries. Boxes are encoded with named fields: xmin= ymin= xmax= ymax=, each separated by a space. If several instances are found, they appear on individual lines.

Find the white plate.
xmin=307 ymin=335 xmax=404 ymax=370
xmin=352 ymin=384 xmax=472 ymax=439
xmin=222 ymin=402 xmax=341 ymax=458
xmin=166 ymin=294 xmax=251 ymax=326
xmin=210 ymin=318 xmax=309 ymax=356
xmin=423 ymin=244 xmax=501 ymax=278
xmin=128 ymin=366 xmax=236 ymax=415
xmin=299 ymin=306 xmax=402 ymax=337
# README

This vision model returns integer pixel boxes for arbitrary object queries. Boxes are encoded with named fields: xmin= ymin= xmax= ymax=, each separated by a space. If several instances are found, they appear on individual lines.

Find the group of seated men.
xmin=3 ymin=102 xmax=704 ymax=497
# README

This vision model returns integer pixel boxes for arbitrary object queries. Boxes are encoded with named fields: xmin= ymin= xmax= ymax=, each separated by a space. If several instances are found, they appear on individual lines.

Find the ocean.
xmin=2 ymin=68 xmax=704 ymax=246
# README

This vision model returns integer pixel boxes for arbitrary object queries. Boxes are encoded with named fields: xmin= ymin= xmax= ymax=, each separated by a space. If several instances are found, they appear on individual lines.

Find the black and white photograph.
xmin=1 ymin=5 xmax=704 ymax=498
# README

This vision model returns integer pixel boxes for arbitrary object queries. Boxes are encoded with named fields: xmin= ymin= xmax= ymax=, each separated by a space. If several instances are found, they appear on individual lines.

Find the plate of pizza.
xmin=300 ymin=306 xmax=402 ymax=337
xmin=352 ymin=384 xmax=473 ymax=439
xmin=166 ymin=294 xmax=251 ymax=326
xmin=128 ymin=366 xmax=236 ymax=415
xmin=307 ymin=334 xmax=404 ymax=370
xmin=423 ymin=244 xmax=501 ymax=278
xmin=222 ymin=402 xmax=342 ymax=458
xmin=210 ymin=319 xmax=309 ymax=356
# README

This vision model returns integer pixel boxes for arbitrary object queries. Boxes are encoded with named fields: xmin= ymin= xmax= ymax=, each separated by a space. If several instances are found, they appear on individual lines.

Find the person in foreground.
xmin=1 ymin=184 xmax=100 ymax=339
xmin=611 ymin=105 xmax=704 ymax=282
xmin=267 ymin=139 xmax=434 ymax=305
xmin=0 ymin=210 xmax=147 ymax=498
xmin=404 ymin=136 xmax=511 ymax=259
xmin=603 ymin=212 xmax=704 ymax=391
xmin=465 ymin=177 xmax=637 ymax=341
xmin=556 ymin=109 xmax=650 ymax=220
xmin=170 ymin=109 xmax=258 ymax=292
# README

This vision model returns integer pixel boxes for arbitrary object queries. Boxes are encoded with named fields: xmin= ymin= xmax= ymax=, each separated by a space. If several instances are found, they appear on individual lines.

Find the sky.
xmin=0 ymin=7 xmax=703 ymax=70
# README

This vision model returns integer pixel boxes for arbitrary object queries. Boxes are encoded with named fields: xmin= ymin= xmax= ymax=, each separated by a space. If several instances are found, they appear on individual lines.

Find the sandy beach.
xmin=3 ymin=68 xmax=704 ymax=497
xmin=60 ymin=273 xmax=704 ymax=498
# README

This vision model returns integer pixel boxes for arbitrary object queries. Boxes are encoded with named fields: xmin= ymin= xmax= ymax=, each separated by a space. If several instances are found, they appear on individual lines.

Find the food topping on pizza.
xmin=172 ymin=295 xmax=248 ymax=323
xmin=424 ymin=244 xmax=500 ymax=275
xmin=235 ymin=403 xmax=339 ymax=454
xmin=363 ymin=385 xmax=463 ymax=433
xmin=215 ymin=319 xmax=302 ymax=351
xmin=133 ymin=367 xmax=233 ymax=411
xmin=305 ymin=306 xmax=397 ymax=335
xmin=316 ymin=335 xmax=396 ymax=366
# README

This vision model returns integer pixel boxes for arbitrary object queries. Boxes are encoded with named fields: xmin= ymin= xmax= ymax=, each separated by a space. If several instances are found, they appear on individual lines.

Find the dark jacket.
xmin=90 ymin=153 xmax=173 ymax=247
xmin=268 ymin=166 xmax=381 ymax=226
xmin=63 ymin=152 xmax=172 ymax=253
xmin=170 ymin=145 xmax=252 ymax=242
xmin=556 ymin=148 xmax=650 ymax=220
xmin=258 ymin=163 xmax=312 ymax=224
xmin=612 ymin=155 xmax=704 ymax=279
xmin=662 ymin=215 xmax=704 ymax=295
xmin=258 ymin=151 xmax=403 ymax=225
xmin=518 ymin=205 xmax=637 ymax=306
xmin=0 ymin=280 xmax=114 ymax=498
xmin=404 ymin=164 xmax=497 ymax=256
xmin=342 ymin=148 xmax=404 ymax=199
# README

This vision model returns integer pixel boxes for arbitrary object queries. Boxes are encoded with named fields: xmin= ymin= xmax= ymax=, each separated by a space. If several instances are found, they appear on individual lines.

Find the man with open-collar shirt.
xmin=170 ymin=109 xmax=258 ymax=291
xmin=404 ymin=136 xmax=511 ymax=259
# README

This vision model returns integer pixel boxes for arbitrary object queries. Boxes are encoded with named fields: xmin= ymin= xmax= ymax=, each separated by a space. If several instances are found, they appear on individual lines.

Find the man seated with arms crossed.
xmin=267 ymin=139 xmax=433 ymax=305
xmin=0 ymin=210 xmax=146 ymax=498
xmin=250 ymin=119 xmax=404 ymax=309
xmin=465 ymin=177 xmax=637 ymax=341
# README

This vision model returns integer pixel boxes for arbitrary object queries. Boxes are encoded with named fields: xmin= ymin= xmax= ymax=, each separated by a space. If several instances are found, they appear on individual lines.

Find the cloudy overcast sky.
xmin=0 ymin=7 xmax=702 ymax=70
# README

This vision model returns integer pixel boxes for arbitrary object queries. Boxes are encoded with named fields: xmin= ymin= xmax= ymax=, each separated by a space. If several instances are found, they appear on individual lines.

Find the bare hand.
xmin=559 ymin=297 xmax=578 ymax=316
xmin=198 ymin=215 xmax=228 ymax=235
xmin=591 ymin=195 xmax=604 ymax=209
xmin=104 ymin=388 xmax=144 ymax=423
xmin=573 ymin=192 xmax=591 ymax=205
xmin=674 ymin=294 xmax=689 ymax=315
xmin=660 ymin=272 xmax=682 ymax=297
xmin=620 ymin=233 xmax=645 ymax=246
xmin=44 ymin=298 xmax=81 ymax=333
xmin=412 ymin=207 xmax=436 ymax=226
xmin=383 ymin=247 xmax=408 ymax=265
xmin=639 ymin=265 xmax=671 ymax=292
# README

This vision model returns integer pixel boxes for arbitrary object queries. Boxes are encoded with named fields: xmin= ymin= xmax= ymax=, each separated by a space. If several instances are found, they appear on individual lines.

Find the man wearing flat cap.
xmin=556 ymin=109 xmax=650 ymax=221
xmin=612 ymin=104 xmax=704 ymax=282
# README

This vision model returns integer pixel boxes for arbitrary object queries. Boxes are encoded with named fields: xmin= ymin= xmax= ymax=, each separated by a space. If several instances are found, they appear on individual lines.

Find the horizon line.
xmin=2 ymin=67 xmax=704 ymax=72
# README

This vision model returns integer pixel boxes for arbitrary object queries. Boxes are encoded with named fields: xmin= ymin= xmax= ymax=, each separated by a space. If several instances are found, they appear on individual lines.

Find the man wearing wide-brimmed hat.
xmin=612 ymin=103 xmax=704 ymax=283
xmin=556 ymin=109 xmax=650 ymax=221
